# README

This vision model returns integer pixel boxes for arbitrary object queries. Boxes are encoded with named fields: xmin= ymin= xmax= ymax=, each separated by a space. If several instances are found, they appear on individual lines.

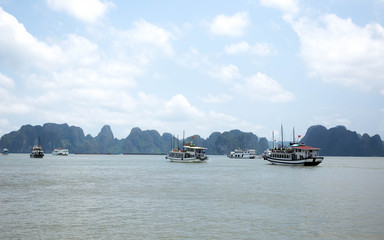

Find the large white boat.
xmin=166 ymin=144 xmax=208 ymax=163
xmin=263 ymin=143 xmax=323 ymax=166
xmin=227 ymin=148 xmax=259 ymax=159
xmin=30 ymin=145 xmax=44 ymax=158
xmin=263 ymin=126 xmax=323 ymax=166
xmin=52 ymin=148 xmax=69 ymax=156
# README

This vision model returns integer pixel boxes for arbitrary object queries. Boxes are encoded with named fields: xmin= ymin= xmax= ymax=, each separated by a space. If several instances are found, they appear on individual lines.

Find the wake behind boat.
xmin=166 ymin=144 xmax=208 ymax=163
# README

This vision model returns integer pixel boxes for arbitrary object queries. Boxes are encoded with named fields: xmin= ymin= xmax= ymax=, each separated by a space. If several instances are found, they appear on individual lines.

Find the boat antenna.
xmin=281 ymin=124 xmax=284 ymax=148
xmin=293 ymin=127 xmax=295 ymax=143
xmin=172 ymin=134 xmax=175 ymax=150
xmin=183 ymin=130 xmax=185 ymax=147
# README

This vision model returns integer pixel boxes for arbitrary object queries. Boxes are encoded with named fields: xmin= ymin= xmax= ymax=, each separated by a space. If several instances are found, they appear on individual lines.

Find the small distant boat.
xmin=2 ymin=148 xmax=9 ymax=155
xmin=227 ymin=148 xmax=259 ymax=159
xmin=52 ymin=148 xmax=69 ymax=156
xmin=30 ymin=145 xmax=44 ymax=158
xmin=166 ymin=143 xmax=208 ymax=163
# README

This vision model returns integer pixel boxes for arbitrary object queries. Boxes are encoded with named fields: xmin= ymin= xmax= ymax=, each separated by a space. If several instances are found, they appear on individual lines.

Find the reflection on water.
xmin=1 ymin=154 xmax=384 ymax=239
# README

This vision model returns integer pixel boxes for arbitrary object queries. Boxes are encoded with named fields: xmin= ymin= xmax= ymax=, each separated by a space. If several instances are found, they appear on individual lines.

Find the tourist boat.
xmin=263 ymin=126 xmax=323 ymax=166
xmin=52 ymin=148 xmax=69 ymax=156
xmin=263 ymin=143 xmax=324 ymax=166
xmin=166 ymin=144 xmax=208 ymax=163
xmin=227 ymin=148 xmax=259 ymax=159
xmin=2 ymin=148 xmax=9 ymax=155
xmin=30 ymin=145 xmax=44 ymax=158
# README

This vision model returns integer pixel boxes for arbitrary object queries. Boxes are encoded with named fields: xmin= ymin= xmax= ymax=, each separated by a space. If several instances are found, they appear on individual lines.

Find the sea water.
xmin=1 ymin=154 xmax=383 ymax=239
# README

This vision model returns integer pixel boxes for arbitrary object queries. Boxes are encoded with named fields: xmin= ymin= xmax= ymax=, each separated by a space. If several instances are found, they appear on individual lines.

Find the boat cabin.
xmin=269 ymin=144 xmax=320 ymax=160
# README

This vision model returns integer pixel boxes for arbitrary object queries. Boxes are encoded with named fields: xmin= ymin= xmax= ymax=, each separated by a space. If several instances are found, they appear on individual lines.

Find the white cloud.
xmin=130 ymin=19 xmax=175 ymax=56
xmin=180 ymin=47 xmax=242 ymax=83
xmin=202 ymin=93 xmax=233 ymax=103
xmin=112 ymin=19 xmax=175 ymax=61
xmin=160 ymin=94 xmax=204 ymax=120
xmin=233 ymin=72 xmax=295 ymax=102
xmin=208 ymin=64 xmax=241 ymax=82
xmin=210 ymin=12 xmax=250 ymax=37
xmin=260 ymin=0 xmax=300 ymax=15
xmin=0 ymin=73 xmax=15 ymax=89
xmin=290 ymin=14 xmax=384 ymax=95
xmin=0 ymin=7 xmax=183 ymax=137
xmin=225 ymin=41 xmax=276 ymax=56
xmin=0 ymin=7 xmax=172 ymax=93
xmin=312 ymin=114 xmax=350 ymax=128
xmin=0 ymin=102 xmax=33 ymax=114
xmin=60 ymin=34 xmax=100 ymax=66
xmin=0 ymin=7 xmax=62 ymax=70
xmin=46 ymin=0 xmax=114 ymax=23
xmin=225 ymin=41 xmax=250 ymax=54
xmin=0 ymin=7 xmax=106 ymax=73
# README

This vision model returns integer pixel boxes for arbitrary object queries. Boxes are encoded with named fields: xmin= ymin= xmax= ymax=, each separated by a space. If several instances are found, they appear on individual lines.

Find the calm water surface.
xmin=1 ymin=154 xmax=384 ymax=239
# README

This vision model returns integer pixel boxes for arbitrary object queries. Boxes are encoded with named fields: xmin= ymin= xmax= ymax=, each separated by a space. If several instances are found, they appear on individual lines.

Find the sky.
xmin=1 ymin=0 xmax=384 ymax=141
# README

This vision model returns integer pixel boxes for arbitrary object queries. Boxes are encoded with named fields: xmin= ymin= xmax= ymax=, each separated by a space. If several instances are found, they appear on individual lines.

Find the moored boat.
xmin=30 ymin=145 xmax=44 ymax=158
xmin=227 ymin=148 xmax=259 ymax=159
xmin=52 ymin=148 xmax=69 ymax=156
xmin=166 ymin=143 xmax=208 ymax=163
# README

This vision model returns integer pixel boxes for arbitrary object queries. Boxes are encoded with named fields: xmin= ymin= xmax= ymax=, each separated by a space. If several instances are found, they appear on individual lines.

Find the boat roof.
xmin=292 ymin=145 xmax=320 ymax=150
xmin=184 ymin=146 xmax=207 ymax=150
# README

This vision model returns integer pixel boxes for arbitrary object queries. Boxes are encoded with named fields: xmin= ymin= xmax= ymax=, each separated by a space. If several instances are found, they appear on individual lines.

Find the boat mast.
xmin=272 ymin=131 xmax=275 ymax=149
xmin=183 ymin=130 xmax=185 ymax=147
xmin=281 ymin=124 xmax=284 ymax=148
xmin=293 ymin=127 xmax=295 ymax=143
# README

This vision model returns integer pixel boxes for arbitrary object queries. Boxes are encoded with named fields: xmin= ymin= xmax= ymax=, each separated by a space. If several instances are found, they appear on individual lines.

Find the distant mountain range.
xmin=0 ymin=123 xmax=268 ymax=155
xmin=301 ymin=125 xmax=384 ymax=156
xmin=0 ymin=123 xmax=383 ymax=156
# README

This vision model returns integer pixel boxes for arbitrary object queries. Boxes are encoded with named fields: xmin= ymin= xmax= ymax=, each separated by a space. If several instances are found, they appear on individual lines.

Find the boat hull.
xmin=264 ymin=156 xmax=323 ymax=166
xmin=168 ymin=156 xmax=208 ymax=163
xmin=228 ymin=156 xmax=256 ymax=159
xmin=52 ymin=152 xmax=69 ymax=156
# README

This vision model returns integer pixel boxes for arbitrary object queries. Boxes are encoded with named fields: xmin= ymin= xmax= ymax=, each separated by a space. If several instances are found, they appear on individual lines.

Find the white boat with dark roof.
xmin=52 ymin=148 xmax=69 ymax=156
xmin=166 ymin=143 xmax=208 ymax=163
xmin=263 ymin=143 xmax=323 ymax=166
xmin=2 ymin=148 xmax=9 ymax=155
xmin=263 ymin=126 xmax=324 ymax=166
xmin=228 ymin=148 xmax=259 ymax=159
xmin=30 ymin=145 xmax=44 ymax=158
